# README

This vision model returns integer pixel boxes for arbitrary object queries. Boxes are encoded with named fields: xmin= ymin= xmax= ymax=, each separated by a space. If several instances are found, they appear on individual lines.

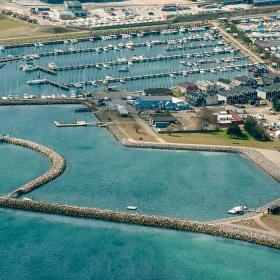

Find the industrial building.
xmin=64 ymin=1 xmax=87 ymax=17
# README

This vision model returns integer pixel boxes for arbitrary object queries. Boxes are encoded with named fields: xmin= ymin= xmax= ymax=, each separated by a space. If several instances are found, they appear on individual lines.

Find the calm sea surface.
xmin=0 ymin=208 xmax=280 ymax=280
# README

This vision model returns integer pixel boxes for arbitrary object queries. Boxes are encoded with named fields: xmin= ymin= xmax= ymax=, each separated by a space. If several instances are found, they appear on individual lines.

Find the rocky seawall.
xmin=2 ymin=136 xmax=66 ymax=196
xmin=0 ymin=197 xmax=279 ymax=250
xmin=120 ymin=139 xmax=280 ymax=183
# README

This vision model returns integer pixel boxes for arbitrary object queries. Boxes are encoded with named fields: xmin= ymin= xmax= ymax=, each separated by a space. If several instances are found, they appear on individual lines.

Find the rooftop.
xmin=217 ymin=78 xmax=231 ymax=85
xmin=218 ymin=86 xmax=256 ymax=97
xmin=138 ymin=95 xmax=172 ymax=102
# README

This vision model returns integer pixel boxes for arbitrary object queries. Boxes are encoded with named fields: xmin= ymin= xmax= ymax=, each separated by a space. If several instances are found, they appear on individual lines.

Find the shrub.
xmin=227 ymin=122 xmax=243 ymax=137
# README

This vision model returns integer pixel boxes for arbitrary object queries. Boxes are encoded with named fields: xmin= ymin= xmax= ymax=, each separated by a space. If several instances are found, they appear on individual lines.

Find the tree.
xmin=198 ymin=107 xmax=217 ymax=129
xmin=227 ymin=122 xmax=243 ymax=137
xmin=244 ymin=116 xmax=271 ymax=142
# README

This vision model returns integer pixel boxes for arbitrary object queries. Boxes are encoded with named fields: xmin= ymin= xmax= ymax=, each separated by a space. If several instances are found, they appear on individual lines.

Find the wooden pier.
xmin=53 ymin=120 xmax=113 ymax=127
xmin=35 ymin=65 xmax=57 ymax=75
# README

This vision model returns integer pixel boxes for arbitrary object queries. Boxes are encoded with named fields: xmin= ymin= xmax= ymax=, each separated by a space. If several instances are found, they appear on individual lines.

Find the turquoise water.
xmin=0 ymin=27 xmax=251 ymax=96
xmin=0 ymin=208 xmax=280 ymax=280
xmin=1 ymin=105 xmax=280 ymax=221
xmin=0 ymin=144 xmax=50 ymax=195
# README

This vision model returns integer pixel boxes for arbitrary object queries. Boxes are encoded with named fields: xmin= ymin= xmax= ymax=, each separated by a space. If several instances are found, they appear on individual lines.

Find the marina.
xmin=0 ymin=24 xmax=254 ymax=97
xmin=1 ymin=14 xmax=280 ymax=278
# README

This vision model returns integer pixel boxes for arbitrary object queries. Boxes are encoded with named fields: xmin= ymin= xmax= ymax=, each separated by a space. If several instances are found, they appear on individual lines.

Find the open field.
xmin=260 ymin=214 xmax=280 ymax=232
xmin=0 ymin=14 xmax=86 ymax=43
xmin=160 ymin=129 xmax=280 ymax=150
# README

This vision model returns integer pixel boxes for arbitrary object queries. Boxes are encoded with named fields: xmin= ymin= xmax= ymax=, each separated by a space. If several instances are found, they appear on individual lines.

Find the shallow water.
xmin=0 ymin=208 xmax=280 ymax=280
xmin=1 ymin=105 xmax=279 ymax=221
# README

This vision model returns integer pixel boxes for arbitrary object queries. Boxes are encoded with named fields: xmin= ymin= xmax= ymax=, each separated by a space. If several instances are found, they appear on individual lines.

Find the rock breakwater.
xmin=2 ymin=136 xmax=66 ymax=196
xmin=0 ymin=197 xmax=279 ymax=250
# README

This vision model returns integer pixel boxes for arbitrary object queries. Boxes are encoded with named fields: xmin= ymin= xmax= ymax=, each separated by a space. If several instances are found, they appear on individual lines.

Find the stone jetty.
xmin=0 ymin=197 xmax=279 ymax=250
xmin=2 ymin=136 xmax=66 ymax=196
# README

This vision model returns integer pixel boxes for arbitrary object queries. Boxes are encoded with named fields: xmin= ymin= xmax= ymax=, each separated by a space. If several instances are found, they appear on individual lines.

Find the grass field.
xmin=0 ymin=15 xmax=89 ymax=44
xmin=160 ymin=129 xmax=280 ymax=150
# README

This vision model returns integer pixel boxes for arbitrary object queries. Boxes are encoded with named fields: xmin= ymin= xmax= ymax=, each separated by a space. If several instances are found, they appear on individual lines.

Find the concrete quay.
xmin=2 ymin=136 xmax=66 ymax=196
xmin=0 ymin=197 xmax=279 ymax=250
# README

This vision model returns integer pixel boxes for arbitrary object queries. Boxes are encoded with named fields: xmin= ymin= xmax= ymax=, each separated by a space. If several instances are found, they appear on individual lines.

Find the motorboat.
xmin=48 ymin=62 xmax=57 ymax=70
xmin=228 ymin=205 xmax=247 ymax=215
xmin=127 ymin=206 xmax=137 ymax=210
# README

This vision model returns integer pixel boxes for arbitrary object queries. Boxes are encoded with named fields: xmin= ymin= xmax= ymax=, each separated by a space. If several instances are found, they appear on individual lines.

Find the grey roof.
xmin=218 ymin=86 xmax=256 ymax=97
xmin=139 ymin=95 xmax=172 ymax=102
xmin=217 ymin=78 xmax=231 ymax=85
xmin=144 ymin=88 xmax=172 ymax=96
xmin=150 ymin=115 xmax=177 ymax=122
xmin=262 ymin=73 xmax=280 ymax=81
xmin=259 ymin=83 xmax=280 ymax=92
xmin=234 ymin=75 xmax=255 ymax=83
xmin=178 ymin=82 xmax=197 ymax=88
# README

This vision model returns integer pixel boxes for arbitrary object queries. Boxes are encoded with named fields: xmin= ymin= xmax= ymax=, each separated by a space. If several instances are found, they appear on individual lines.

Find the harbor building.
xmin=217 ymin=86 xmax=257 ymax=104
xmin=149 ymin=112 xmax=178 ymax=129
xmin=144 ymin=88 xmax=172 ymax=96
xmin=253 ymin=0 xmax=280 ymax=6
xmin=136 ymin=96 xmax=188 ymax=110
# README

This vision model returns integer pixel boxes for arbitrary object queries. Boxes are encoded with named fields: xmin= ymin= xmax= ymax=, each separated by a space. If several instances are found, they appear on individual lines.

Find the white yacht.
xmin=127 ymin=206 xmax=137 ymax=210
xmin=228 ymin=206 xmax=247 ymax=215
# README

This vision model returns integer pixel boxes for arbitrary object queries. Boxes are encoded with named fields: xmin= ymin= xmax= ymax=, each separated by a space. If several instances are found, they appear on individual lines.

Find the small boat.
xmin=127 ymin=206 xmax=137 ymax=210
xmin=120 ymin=79 xmax=126 ymax=84
xmin=48 ymin=62 xmax=57 ymax=70
xmin=103 ymin=64 xmax=109 ymax=69
xmin=26 ymin=79 xmax=47 ymax=85
xmin=228 ymin=205 xmax=247 ymax=215
xmin=118 ymin=67 xmax=129 ymax=72
xmin=21 ymin=64 xmax=38 ymax=72
xmin=22 ymin=197 xmax=32 ymax=201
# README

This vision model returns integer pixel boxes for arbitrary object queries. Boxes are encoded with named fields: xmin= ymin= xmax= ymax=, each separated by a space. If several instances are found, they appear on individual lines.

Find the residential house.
xmin=196 ymin=80 xmax=218 ymax=94
xmin=257 ymin=83 xmax=280 ymax=100
xmin=185 ymin=91 xmax=218 ymax=106
xmin=231 ymin=75 xmax=258 ymax=88
xmin=217 ymin=87 xmax=257 ymax=104
xmin=177 ymin=82 xmax=198 ymax=94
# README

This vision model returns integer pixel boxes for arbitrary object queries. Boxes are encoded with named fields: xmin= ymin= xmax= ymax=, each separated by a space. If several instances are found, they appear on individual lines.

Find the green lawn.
xmin=161 ymin=129 xmax=280 ymax=150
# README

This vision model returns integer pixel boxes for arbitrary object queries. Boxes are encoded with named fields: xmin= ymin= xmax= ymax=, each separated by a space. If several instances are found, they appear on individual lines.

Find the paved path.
xmin=211 ymin=21 xmax=279 ymax=74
